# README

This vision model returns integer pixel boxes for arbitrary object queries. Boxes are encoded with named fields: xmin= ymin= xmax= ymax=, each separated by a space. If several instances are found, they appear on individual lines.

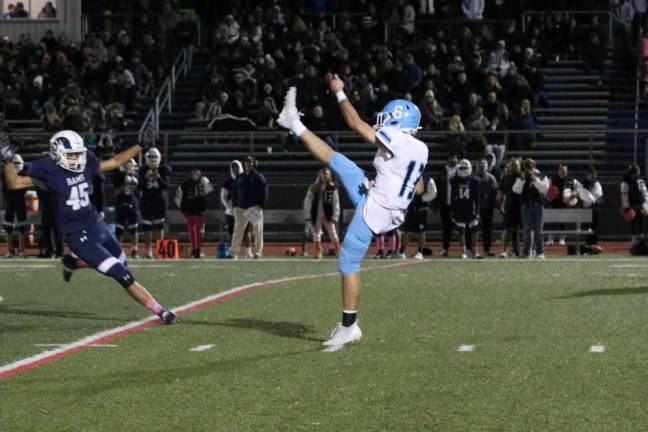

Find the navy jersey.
xmin=449 ymin=175 xmax=480 ymax=224
xmin=91 ymin=171 xmax=105 ymax=213
xmin=29 ymin=151 xmax=101 ymax=234
xmin=138 ymin=164 xmax=171 ymax=205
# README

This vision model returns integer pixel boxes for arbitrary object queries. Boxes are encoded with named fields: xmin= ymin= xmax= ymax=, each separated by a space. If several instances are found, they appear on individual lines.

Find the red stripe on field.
xmin=0 ymin=260 xmax=421 ymax=379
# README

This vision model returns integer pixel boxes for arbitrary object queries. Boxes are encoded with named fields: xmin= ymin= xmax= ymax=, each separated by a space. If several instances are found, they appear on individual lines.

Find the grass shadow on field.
xmin=62 ymin=348 xmax=321 ymax=396
xmin=182 ymin=318 xmax=325 ymax=342
xmin=554 ymin=286 xmax=648 ymax=299
xmin=0 ymin=306 xmax=125 ymax=322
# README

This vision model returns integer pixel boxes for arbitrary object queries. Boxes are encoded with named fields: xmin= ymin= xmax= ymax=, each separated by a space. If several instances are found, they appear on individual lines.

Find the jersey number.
xmin=399 ymin=161 xmax=424 ymax=200
xmin=459 ymin=185 xmax=471 ymax=200
xmin=66 ymin=182 xmax=90 ymax=211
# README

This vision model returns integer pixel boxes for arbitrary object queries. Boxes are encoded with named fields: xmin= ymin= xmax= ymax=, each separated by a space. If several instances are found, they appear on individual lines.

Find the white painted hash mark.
xmin=589 ymin=345 xmax=606 ymax=353
xmin=190 ymin=344 xmax=215 ymax=352
xmin=457 ymin=345 xmax=475 ymax=352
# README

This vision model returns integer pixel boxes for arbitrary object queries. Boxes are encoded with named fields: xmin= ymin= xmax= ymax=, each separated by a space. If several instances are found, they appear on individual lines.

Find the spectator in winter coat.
xmin=476 ymin=158 xmax=498 ymax=256
xmin=175 ymin=169 xmax=214 ymax=258
xmin=230 ymin=156 xmax=268 ymax=259
xmin=620 ymin=163 xmax=648 ymax=243
xmin=578 ymin=166 xmax=604 ymax=246
xmin=513 ymin=158 xmax=549 ymax=258
xmin=220 ymin=160 xmax=252 ymax=257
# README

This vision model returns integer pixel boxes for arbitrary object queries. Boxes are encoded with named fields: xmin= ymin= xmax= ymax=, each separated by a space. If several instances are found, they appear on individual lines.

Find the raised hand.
xmin=0 ymin=135 xmax=14 ymax=162
xmin=329 ymin=74 xmax=344 ymax=93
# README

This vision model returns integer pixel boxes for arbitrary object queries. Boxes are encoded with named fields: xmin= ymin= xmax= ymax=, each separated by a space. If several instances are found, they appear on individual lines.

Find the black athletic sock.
xmin=399 ymin=246 xmax=406 ymax=254
xmin=342 ymin=310 xmax=357 ymax=327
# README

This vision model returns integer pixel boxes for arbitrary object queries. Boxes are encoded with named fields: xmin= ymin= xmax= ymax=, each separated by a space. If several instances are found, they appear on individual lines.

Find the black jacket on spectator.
xmin=232 ymin=169 xmax=268 ymax=209
xmin=623 ymin=175 xmax=645 ymax=209
xmin=179 ymin=178 xmax=209 ymax=215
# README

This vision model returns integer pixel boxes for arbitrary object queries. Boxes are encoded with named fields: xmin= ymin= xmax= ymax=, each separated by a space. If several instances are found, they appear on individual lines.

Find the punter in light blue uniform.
xmin=277 ymin=75 xmax=428 ymax=348
xmin=1 ymin=130 xmax=176 ymax=324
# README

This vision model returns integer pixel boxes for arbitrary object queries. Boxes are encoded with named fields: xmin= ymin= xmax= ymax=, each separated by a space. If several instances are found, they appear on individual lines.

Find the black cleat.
xmin=61 ymin=255 xmax=77 ymax=282
xmin=160 ymin=310 xmax=178 ymax=325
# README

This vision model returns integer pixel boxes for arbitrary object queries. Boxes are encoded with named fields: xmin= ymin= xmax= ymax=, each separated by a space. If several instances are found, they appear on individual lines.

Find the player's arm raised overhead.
xmin=100 ymin=144 xmax=143 ymax=172
xmin=329 ymin=74 xmax=378 ymax=146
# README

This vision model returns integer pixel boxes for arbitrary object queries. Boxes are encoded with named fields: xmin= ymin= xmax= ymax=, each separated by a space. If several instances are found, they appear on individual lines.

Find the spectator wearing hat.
xmin=230 ymin=156 xmax=268 ymax=259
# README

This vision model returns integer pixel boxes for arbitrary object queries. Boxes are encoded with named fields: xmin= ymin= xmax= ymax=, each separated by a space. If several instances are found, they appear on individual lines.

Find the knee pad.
xmin=98 ymin=257 xmax=135 ymax=288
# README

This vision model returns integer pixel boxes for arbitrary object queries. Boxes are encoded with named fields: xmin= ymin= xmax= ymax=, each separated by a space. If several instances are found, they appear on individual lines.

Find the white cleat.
xmin=461 ymin=252 xmax=468 ymax=260
xmin=322 ymin=321 xmax=362 ymax=347
xmin=412 ymin=251 xmax=423 ymax=260
xmin=536 ymin=253 xmax=546 ymax=260
xmin=277 ymin=87 xmax=300 ymax=130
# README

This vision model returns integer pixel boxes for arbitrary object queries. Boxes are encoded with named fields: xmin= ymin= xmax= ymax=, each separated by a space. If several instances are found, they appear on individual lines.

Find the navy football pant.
xmin=64 ymin=221 xmax=134 ymax=288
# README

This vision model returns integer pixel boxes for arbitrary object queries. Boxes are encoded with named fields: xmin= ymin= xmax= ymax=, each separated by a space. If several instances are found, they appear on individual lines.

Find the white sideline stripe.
xmin=190 ymin=344 xmax=215 ymax=352
xmin=457 ymin=345 xmax=475 ymax=352
xmin=34 ymin=344 xmax=117 ymax=348
xmin=611 ymin=264 xmax=641 ymax=268
xmin=589 ymin=345 xmax=606 ymax=353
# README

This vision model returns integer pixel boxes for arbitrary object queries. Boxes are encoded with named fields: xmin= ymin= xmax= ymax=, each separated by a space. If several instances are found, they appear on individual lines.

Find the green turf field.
xmin=2 ymin=257 xmax=648 ymax=431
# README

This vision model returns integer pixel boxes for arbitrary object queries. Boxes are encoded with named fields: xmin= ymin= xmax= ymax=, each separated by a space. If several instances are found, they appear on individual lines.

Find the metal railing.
xmin=139 ymin=46 xmax=192 ymax=144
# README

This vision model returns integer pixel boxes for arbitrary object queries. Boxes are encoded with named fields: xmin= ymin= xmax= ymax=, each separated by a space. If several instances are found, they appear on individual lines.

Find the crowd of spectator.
xmin=0 ymin=0 xmax=197 ymax=156
xmin=194 ymin=0 xmax=642 ymax=165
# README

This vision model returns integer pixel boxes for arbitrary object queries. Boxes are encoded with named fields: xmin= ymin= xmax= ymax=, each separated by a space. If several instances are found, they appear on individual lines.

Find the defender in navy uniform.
xmin=1 ymin=130 xmax=176 ymax=324
xmin=2 ymin=154 xmax=28 ymax=257
xmin=114 ymin=158 xmax=140 ymax=258
xmin=139 ymin=148 xmax=171 ymax=259
xmin=449 ymin=159 xmax=481 ymax=259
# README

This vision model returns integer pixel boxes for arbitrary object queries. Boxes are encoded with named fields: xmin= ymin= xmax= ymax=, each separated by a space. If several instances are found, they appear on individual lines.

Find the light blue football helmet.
xmin=374 ymin=99 xmax=421 ymax=132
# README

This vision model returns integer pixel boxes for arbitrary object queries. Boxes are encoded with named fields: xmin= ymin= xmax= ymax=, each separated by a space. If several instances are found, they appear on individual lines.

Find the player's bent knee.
xmin=97 ymin=257 xmax=135 ymax=288
xmin=338 ymin=232 xmax=371 ymax=275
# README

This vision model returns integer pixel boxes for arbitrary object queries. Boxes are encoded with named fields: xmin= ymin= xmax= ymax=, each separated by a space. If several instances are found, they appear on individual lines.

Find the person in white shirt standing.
xmin=277 ymin=75 xmax=429 ymax=349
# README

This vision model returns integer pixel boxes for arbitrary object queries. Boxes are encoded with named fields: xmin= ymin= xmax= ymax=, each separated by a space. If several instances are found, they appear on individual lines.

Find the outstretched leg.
xmin=279 ymin=87 xmax=368 ymax=347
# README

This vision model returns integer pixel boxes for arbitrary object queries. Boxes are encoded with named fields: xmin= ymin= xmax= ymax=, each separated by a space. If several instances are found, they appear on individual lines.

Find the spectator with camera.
xmin=513 ymin=158 xmax=549 ymax=259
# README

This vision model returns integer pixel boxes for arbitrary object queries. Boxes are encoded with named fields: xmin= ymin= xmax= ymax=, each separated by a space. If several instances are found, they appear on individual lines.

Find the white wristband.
xmin=336 ymin=90 xmax=347 ymax=102
xmin=292 ymin=121 xmax=307 ymax=137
